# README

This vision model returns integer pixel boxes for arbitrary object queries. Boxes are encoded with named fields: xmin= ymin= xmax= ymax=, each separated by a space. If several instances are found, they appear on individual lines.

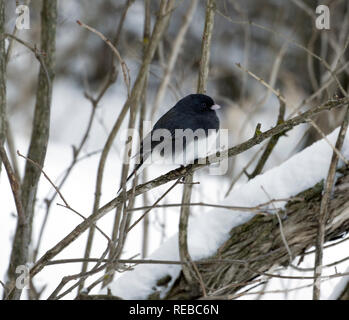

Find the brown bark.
xmin=179 ymin=0 xmax=216 ymax=285
xmin=0 ymin=0 xmax=6 ymax=176
xmin=165 ymin=167 xmax=349 ymax=299
xmin=6 ymin=0 xmax=57 ymax=300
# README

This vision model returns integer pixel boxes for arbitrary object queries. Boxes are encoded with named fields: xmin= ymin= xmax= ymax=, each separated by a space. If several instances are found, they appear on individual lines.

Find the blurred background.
xmin=5 ymin=0 xmax=349 ymax=176
xmin=1 ymin=0 xmax=349 ymax=299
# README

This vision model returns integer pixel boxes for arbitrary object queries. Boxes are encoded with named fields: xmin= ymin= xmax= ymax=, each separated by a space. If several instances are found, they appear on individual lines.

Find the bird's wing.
xmin=125 ymin=109 xmax=178 ymax=187
xmin=133 ymin=108 xmax=179 ymax=160
xmin=132 ymin=130 xmax=153 ymax=163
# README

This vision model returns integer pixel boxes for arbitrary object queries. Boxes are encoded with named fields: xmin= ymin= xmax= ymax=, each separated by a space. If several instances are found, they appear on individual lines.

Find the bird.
xmin=122 ymin=93 xmax=221 ymax=189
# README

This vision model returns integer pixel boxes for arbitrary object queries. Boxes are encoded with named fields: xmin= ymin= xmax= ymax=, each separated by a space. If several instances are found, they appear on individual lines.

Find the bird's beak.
xmin=211 ymin=104 xmax=221 ymax=110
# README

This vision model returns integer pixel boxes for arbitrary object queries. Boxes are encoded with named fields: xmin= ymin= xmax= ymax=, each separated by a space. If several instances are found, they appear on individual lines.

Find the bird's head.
xmin=176 ymin=94 xmax=221 ymax=114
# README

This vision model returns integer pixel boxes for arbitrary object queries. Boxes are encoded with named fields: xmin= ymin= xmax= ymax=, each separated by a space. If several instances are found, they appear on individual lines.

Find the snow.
xmin=329 ymin=266 xmax=349 ymax=300
xmin=107 ymin=126 xmax=349 ymax=299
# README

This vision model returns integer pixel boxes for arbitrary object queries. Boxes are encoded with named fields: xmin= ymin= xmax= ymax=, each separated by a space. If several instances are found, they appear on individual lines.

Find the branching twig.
xmin=0 ymin=147 xmax=24 ymax=227
xmin=248 ymin=98 xmax=286 ymax=178
xmin=140 ymin=0 xmax=151 ymax=259
xmin=128 ymin=178 xmax=182 ymax=233
xmin=179 ymin=173 xmax=195 ymax=284
xmin=3 ymin=33 xmax=51 ymax=87
xmin=236 ymin=62 xmax=349 ymax=166
xmin=17 ymin=151 xmax=110 ymax=242
xmin=235 ymin=62 xmax=287 ymax=105
xmin=76 ymin=20 xmax=131 ymax=97
xmin=48 ymin=244 xmax=111 ymax=300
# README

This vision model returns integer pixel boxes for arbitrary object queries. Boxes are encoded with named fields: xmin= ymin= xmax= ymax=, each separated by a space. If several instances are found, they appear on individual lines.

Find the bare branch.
xmin=0 ymin=0 xmax=6 ymax=177
xmin=313 ymin=104 xmax=349 ymax=300
xmin=6 ymin=0 xmax=57 ymax=300
xmin=247 ymin=98 xmax=286 ymax=178
xmin=77 ymin=20 xmax=131 ymax=97
xmin=0 ymin=146 xmax=24 ymax=227
xmin=152 ymin=0 xmax=198 ymax=117
xmin=179 ymin=0 xmax=216 ymax=288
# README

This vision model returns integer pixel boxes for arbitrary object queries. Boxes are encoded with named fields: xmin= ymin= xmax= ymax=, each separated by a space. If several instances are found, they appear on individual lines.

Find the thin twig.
xmin=151 ymin=0 xmax=198 ymax=118
xmin=17 ymin=151 xmax=110 ymax=242
xmin=127 ymin=179 xmax=182 ymax=233
xmin=140 ymin=0 xmax=151 ymax=259
xmin=47 ymin=244 xmax=111 ymax=300
xmin=224 ymin=144 xmax=266 ymax=197
xmin=3 ymin=33 xmax=51 ymax=87
xmin=313 ymin=104 xmax=349 ymax=300
xmin=218 ymin=10 xmax=348 ymax=97
xmin=128 ymin=197 xmax=301 ymax=214
xmin=261 ymin=186 xmax=293 ymax=263
xmin=179 ymin=0 xmax=216 ymax=286
xmin=0 ymin=0 xmax=7 ymax=179
xmin=235 ymin=62 xmax=287 ymax=105
xmin=0 ymin=147 xmax=24 ymax=225
xmin=308 ymin=119 xmax=349 ymax=165
xmin=236 ymin=62 xmax=349 ymax=166
xmin=248 ymin=97 xmax=286 ymax=178
xmin=179 ymin=174 xmax=195 ymax=284
xmin=77 ymin=20 xmax=131 ymax=97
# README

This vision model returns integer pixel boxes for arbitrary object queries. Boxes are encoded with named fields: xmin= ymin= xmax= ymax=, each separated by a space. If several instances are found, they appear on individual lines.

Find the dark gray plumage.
xmin=126 ymin=93 xmax=220 ymax=184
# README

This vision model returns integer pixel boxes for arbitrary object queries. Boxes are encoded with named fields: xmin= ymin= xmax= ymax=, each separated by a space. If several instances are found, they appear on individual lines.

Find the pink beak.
xmin=210 ymin=104 xmax=221 ymax=110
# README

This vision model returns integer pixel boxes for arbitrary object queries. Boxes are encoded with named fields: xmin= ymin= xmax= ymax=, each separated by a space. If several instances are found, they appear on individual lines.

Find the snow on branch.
xmin=107 ymin=126 xmax=349 ymax=300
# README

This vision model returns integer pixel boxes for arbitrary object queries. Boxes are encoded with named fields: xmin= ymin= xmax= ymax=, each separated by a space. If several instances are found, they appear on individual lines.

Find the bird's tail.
xmin=117 ymin=162 xmax=143 ymax=194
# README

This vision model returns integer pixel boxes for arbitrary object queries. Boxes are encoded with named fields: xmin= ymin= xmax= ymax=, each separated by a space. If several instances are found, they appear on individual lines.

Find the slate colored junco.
xmin=124 ymin=93 xmax=221 ymax=186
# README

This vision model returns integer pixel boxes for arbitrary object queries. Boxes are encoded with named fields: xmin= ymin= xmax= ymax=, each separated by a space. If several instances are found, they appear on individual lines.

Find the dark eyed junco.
xmin=124 ymin=93 xmax=221 ymax=186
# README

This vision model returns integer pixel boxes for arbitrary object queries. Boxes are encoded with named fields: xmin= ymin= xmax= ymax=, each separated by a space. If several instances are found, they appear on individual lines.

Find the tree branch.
xmin=6 ymin=0 xmax=57 ymax=300
xmin=179 ymin=0 xmax=216 ymax=288
xmin=28 ymin=97 xmax=347 ymax=280
xmin=313 ymin=104 xmax=349 ymax=299
xmin=165 ymin=167 xmax=349 ymax=299
xmin=0 ymin=0 xmax=6 ymax=177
